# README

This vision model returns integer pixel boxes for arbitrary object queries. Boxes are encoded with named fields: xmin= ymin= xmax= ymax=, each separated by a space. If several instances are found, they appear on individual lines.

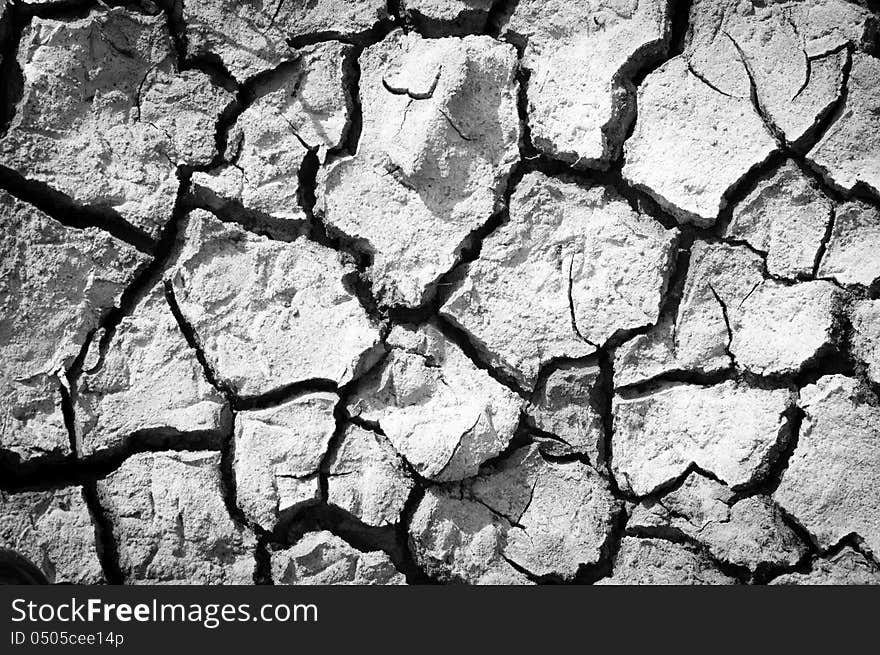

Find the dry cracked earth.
xmin=1 ymin=0 xmax=879 ymax=586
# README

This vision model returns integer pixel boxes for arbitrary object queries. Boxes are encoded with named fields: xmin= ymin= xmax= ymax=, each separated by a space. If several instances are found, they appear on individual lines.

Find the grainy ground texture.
xmin=1 ymin=0 xmax=879 ymax=586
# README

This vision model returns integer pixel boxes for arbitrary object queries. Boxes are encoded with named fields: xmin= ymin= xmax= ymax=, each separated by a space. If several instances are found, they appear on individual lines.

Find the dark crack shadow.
xmin=267 ymin=500 xmax=436 ymax=585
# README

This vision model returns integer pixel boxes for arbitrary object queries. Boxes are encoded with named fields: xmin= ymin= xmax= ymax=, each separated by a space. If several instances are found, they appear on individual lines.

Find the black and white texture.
xmin=0 ymin=0 xmax=879 ymax=585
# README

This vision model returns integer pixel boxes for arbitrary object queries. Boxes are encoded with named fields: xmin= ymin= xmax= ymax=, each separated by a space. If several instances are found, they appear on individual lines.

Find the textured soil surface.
xmin=1 ymin=0 xmax=879 ymax=585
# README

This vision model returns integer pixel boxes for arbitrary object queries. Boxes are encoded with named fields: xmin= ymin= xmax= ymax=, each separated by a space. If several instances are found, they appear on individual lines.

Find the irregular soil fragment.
xmin=402 ymin=0 xmax=494 ymax=36
xmin=527 ymin=360 xmax=604 ymax=462
xmin=471 ymin=446 xmax=621 ymax=579
xmin=348 ymin=323 xmax=521 ymax=482
xmin=234 ymin=392 xmax=338 ymax=530
xmin=614 ymin=242 xmax=841 ymax=384
xmin=409 ymin=484 xmax=530 ymax=584
xmin=183 ymin=0 xmax=387 ymax=81
xmin=851 ymin=299 xmax=880 ymax=385
xmin=730 ymin=278 xmax=841 ymax=376
xmin=442 ymin=172 xmax=677 ymax=390
xmin=409 ymin=445 xmax=620 ymax=582
xmin=76 ymin=284 xmax=229 ymax=457
xmin=192 ymin=42 xmax=354 ymax=221
xmin=97 ymin=451 xmax=256 ymax=584
xmin=629 ymin=472 xmax=807 ymax=572
xmin=0 ymin=8 xmax=231 ymax=241
xmin=320 ymin=30 xmax=520 ymax=307
xmin=502 ymin=0 xmax=672 ymax=168
xmin=596 ymin=537 xmax=736 ymax=585
xmin=685 ymin=0 xmax=863 ymax=149
xmin=808 ymin=53 xmax=880 ymax=197
xmin=0 ymin=190 xmax=148 ymax=464
xmin=724 ymin=159 xmax=833 ymax=280
xmin=0 ymin=487 xmax=103 ymax=584
xmin=687 ymin=0 xmax=876 ymax=62
xmin=622 ymin=56 xmax=777 ymax=226
xmin=272 ymin=530 xmax=405 ymax=585
xmin=775 ymin=375 xmax=880 ymax=555
xmin=167 ymin=210 xmax=382 ymax=398
xmin=613 ymin=380 xmax=794 ymax=496
xmin=326 ymin=424 xmax=414 ymax=527
xmin=815 ymin=200 xmax=880 ymax=287
xmin=771 ymin=547 xmax=880 ymax=585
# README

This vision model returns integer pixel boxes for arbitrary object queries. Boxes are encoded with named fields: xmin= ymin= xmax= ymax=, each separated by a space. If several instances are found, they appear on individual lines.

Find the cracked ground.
xmin=1 ymin=0 xmax=879 ymax=586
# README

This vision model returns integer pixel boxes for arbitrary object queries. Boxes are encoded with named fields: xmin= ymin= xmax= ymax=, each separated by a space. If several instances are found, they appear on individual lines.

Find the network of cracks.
xmin=1 ymin=0 xmax=880 ymax=585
